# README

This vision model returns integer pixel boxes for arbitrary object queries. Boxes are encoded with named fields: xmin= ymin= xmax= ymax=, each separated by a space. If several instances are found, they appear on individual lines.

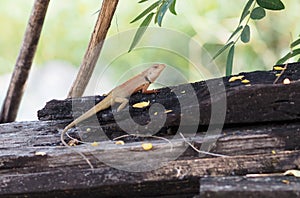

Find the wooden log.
xmin=38 ymin=62 xmax=300 ymax=138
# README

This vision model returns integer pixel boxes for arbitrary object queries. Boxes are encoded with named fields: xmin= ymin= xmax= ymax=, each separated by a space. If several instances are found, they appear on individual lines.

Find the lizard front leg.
xmin=114 ymin=97 xmax=129 ymax=112
xmin=115 ymin=83 xmax=158 ymax=112
xmin=135 ymin=82 xmax=159 ymax=94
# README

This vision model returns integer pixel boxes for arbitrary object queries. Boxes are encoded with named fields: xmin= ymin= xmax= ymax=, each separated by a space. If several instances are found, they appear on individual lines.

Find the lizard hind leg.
xmin=114 ymin=97 xmax=129 ymax=112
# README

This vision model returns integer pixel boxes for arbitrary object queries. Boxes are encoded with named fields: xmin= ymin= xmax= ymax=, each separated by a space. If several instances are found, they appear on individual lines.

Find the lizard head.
xmin=144 ymin=64 xmax=166 ymax=83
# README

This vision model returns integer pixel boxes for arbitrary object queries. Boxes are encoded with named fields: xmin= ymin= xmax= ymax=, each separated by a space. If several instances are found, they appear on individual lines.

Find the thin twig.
xmin=179 ymin=133 xmax=228 ymax=157
xmin=65 ymin=131 xmax=174 ymax=151
xmin=273 ymin=62 xmax=288 ymax=84
xmin=113 ymin=134 xmax=173 ymax=150
xmin=273 ymin=34 xmax=294 ymax=85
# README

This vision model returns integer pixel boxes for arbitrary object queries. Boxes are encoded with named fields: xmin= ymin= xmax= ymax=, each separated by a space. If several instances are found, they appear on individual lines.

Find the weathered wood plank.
xmin=0 ymin=150 xmax=299 ymax=197
xmin=0 ymin=121 xmax=300 ymax=197
xmin=198 ymin=176 xmax=300 ymax=198
xmin=1 ymin=121 xmax=299 ymax=156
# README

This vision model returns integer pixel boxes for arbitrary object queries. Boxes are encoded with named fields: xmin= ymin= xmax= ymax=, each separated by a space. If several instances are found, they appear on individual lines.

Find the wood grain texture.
xmin=198 ymin=176 xmax=300 ymax=198
xmin=0 ymin=121 xmax=299 ymax=197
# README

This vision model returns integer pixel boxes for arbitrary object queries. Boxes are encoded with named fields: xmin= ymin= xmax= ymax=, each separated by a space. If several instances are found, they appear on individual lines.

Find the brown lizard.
xmin=61 ymin=64 xmax=166 ymax=169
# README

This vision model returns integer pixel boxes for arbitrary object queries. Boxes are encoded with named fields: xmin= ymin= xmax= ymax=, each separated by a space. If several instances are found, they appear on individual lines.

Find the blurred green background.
xmin=0 ymin=0 xmax=299 ymax=120
xmin=0 ymin=0 xmax=299 ymax=75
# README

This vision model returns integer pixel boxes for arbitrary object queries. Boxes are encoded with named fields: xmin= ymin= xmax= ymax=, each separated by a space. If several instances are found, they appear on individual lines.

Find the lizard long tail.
xmin=61 ymin=127 xmax=94 ymax=169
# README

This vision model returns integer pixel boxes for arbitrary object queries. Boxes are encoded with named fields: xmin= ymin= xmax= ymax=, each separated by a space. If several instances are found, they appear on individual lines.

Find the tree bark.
xmin=0 ymin=0 xmax=50 ymax=123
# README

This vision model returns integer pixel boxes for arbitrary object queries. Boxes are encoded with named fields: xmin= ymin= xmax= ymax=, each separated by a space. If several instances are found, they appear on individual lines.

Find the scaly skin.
xmin=61 ymin=64 xmax=166 ymax=169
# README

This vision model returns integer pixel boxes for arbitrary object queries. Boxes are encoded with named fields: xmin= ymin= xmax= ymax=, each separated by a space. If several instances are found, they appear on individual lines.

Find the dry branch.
xmin=0 ymin=0 xmax=50 ymax=123
xmin=67 ymin=0 xmax=119 ymax=98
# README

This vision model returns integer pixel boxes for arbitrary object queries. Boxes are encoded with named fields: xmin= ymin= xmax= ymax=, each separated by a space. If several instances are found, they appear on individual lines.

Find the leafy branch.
xmin=277 ymin=35 xmax=300 ymax=64
xmin=129 ymin=0 xmax=177 ymax=52
xmin=130 ymin=0 xmax=289 ymax=75
xmin=212 ymin=0 xmax=285 ymax=76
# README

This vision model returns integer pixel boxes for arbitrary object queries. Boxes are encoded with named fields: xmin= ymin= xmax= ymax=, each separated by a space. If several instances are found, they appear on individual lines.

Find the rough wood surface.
xmin=0 ymin=120 xmax=299 ymax=197
xmin=198 ymin=176 xmax=300 ymax=198
xmin=1 ymin=63 xmax=300 ymax=197
xmin=0 ymin=0 xmax=50 ymax=123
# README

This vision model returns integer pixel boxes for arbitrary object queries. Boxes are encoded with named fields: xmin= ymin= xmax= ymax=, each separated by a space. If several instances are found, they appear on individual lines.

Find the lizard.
xmin=61 ymin=64 xmax=166 ymax=169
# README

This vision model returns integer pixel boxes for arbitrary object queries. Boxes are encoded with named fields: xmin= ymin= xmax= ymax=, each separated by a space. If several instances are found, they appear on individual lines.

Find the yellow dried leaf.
xmin=35 ymin=151 xmax=47 ymax=156
xmin=164 ymin=110 xmax=173 ymax=114
xmin=68 ymin=139 xmax=78 ymax=146
xmin=273 ymin=66 xmax=285 ymax=71
xmin=154 ymin=112 xmax=158 ymax=115
xmin=228 ymin=75 xmax=244 ymax=82
xmin=284 ymin=170 xmax=300 ymax=177
xmin=86 ymin=128 xmax=91 ymax=132
xmin=281 ymin=180 xmax=290 ymax=184
xmin=115 ymin=140 xmax=125 ymax=145
xmin=283 ymin=78 xmax=291 ymax=85
xmin=132 ymin=101 xmax=150 ymax=108
xmin=275 ymin=74 xmax=281 ymax=77
xmin=272 ymin=150 xmax=276 ymax=154
xmin=181 ymin=90 xmax=186 ymax=94
xmin=142 ymin=143 xmax=153 ymax=151
xmin=91 ymin=142 xmax=99 ymax=147
xmin=241 ymin=79 xmax=250 ymax=84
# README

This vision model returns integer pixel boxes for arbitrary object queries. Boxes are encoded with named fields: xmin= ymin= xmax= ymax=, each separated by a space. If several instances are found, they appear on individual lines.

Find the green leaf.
xmin=250 ymin=7 xmax=266 ymax=20
xmin=290 ymin=38 xmax=300 ymax=49
xmin=211 ymin=41 xmax=234 ymax=61
xmin=138 ymin=0 xmax=149 ymax=3
xmin=240 ymin=0 xmax=254 ymax=24
xmin=256 ymin=0 xmax=285 ymax=10
xmin=169 ymin=0 xmax=177 ymax=15
xmin=129 ymin=13 xmax=155 ymax=52
xmin=276 ymin=48 xmax=300 ymax=64
xmin=156 ymin=0 xmax=174 ymax=26
xmin=226 ymin=45 xmax=235 ymax=76
xmin=130 ymin=1 xmax=160 ymax=23
xmin=227 ymin=26 xmax=243 ymax=43
xmin=241 ymin=25 xmax=250 ymax=43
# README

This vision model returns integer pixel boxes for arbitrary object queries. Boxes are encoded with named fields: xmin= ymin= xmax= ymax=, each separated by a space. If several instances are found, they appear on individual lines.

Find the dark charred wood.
xmin=38 ymin=62 xmax=300 ymax=138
